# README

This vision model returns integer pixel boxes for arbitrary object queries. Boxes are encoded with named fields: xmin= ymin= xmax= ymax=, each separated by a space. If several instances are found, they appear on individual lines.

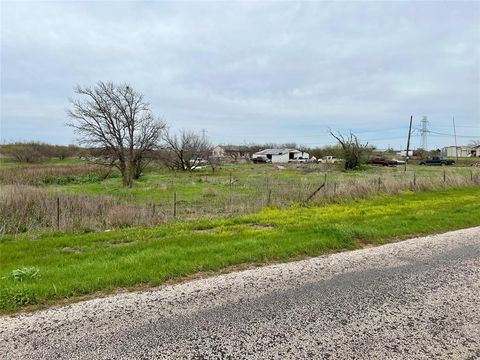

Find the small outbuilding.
xmin=441 ymin=145 xmax=480 ymax=158
xmin=252 ymin=148 xmax=309 ymax=163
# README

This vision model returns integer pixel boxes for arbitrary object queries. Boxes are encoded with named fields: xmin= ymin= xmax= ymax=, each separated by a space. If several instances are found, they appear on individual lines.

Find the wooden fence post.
xmin=377 ymin=177 xmax=381 ymax=191
xmin=56 ymin=197 xmax=60 ymax=230
xmin=471 ymin=170 xmax=473 ymax=182
xmin=443 ymin=170 xmax=446 ymax=183
xmin=267 ymin=189 xmax=272 ymax=206
xmin=413 ymin=172 xmax=416 ymax=186
xmin=333 ymin=182 xmax=337 ymax=195
xmin=173 ymin=192 xmax=177 ymax=218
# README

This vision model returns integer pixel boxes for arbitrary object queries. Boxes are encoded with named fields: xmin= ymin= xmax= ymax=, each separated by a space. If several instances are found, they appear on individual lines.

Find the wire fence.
xmin=1 ymin=168 xmax=479 ymax=234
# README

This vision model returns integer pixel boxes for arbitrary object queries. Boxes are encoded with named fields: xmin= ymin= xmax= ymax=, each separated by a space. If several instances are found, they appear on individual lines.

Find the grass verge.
xmin=1 ymin=186 xmax=480 ymax=314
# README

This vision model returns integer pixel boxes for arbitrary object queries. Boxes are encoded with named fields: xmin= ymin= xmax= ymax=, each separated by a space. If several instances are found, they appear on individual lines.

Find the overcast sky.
xmin=1 ymin=1 xmax=479 ymax=150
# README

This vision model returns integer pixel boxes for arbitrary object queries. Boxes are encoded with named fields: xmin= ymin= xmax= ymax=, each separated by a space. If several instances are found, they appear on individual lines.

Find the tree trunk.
xmin=118 ymin=160 xmax=133 ymax=188
xmin=124 ymin=163 xmax=134 ymax=188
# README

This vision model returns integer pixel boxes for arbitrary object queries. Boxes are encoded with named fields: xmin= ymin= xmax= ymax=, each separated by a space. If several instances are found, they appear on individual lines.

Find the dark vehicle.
xmin=252 ymin=156 xmax=271 ymax=164
xmin=419 ymin=157 xmax=455 ymax=166
xmin=366 ymin=157 xmax=397 ymax=166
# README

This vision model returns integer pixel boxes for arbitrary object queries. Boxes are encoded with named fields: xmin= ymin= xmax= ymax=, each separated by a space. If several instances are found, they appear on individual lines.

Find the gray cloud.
xmin=1 ymin=1 xmax=479 ymax=149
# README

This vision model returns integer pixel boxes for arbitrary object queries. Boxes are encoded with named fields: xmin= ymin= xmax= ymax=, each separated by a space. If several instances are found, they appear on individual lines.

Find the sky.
xmin=1 ymin=0 xmax=479 ymax=150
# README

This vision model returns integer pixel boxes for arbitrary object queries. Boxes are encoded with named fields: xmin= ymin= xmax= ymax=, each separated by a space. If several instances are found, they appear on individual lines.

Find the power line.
xmin=427 ymin=130 xmax=480 ymax=138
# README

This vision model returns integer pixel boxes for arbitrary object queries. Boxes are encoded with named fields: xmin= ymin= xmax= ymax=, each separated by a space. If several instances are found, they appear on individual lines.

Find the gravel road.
xmin=1 ymin=227 xmax=480 ymax=359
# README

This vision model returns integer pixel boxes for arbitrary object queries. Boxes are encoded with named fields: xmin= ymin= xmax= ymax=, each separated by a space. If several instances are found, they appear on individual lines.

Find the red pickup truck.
xmin=366 ymin=157 xmax=397 ymax=167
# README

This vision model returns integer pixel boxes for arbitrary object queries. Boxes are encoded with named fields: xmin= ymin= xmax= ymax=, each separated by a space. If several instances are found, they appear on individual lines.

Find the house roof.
xmin=223 ymin=145 xmax=247 ymax=151
xmin=443 ymin=145 xmax=477 ymax=149
xmin=253 ymin=148 xmax=301 ymax=156
xmin=215 ymin=145 xmax=249 ymax=152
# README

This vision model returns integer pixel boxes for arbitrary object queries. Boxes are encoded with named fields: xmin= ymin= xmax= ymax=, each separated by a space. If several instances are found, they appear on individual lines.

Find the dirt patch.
xmin=110 ymin=239 xmax=134 ymax=247
xmin=95 ymin=239 xmax=135 ymax=248
xmin=250 ymin=224 xmax=274 ymax=230
xmin=155 ymin=183 xmax=168 ymax=190
xmin=61 ymin=247 xmax=83 ymax=254
xmin=194 ymin=228 xmax=214 ymax=234
xmin=354 ymin=238 xmax=377 ymax=249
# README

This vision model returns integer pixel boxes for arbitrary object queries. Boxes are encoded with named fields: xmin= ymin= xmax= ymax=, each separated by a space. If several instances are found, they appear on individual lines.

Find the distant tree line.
xmin=0 ymin=142 xmax=82 ymax=163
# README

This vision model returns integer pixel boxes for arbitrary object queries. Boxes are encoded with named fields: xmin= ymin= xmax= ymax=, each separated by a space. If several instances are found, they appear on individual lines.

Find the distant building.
xmin=398 ymin=150 xmax=413 ymax=157
xmin=211 ymin=145 xmax=250 ymax=162
xmin=252 ymin=148 xmax=309 ymax=163
xmin=211 ymin=146 xmax=225 ymax=158
xmin=441 ymin=145 xmax=480 ymax=158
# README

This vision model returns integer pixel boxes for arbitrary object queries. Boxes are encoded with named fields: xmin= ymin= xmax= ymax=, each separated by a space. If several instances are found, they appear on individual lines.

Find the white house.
xmin=398 ymin=150 xmax=413 ymax=157
xmin=252 ymin=148 xmax=309 ymax=163
xmin=441 ymin=145 xmax=480 ymax=158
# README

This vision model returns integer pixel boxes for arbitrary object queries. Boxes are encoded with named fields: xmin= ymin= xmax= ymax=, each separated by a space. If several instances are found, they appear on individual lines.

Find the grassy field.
xmin=1 ymin=186 xmax=480 ymax=314
xmin=1 ymin=159 xmax=479 ymax=233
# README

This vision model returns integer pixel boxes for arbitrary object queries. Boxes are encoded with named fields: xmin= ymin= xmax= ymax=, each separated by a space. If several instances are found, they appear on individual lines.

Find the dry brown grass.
xmin=0 ymin=185 xmax=167 ymax=234
xmin=202 ymin=188 xmax=218 ymax=197
xmin=1 ymin=170 xmax=478 ymax=234
xmin=0 ymin=164 xmax=111 ymax=186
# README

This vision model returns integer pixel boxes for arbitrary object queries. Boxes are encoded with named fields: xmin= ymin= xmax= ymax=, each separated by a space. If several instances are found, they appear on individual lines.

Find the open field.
xmin=1 ymin=186 xmax=480 ymax=314
xmin=1 ymin=159 xmax=479 ymax=233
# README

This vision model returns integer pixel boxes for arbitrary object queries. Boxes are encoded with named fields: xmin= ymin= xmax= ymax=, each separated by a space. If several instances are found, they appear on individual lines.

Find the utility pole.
xmin=201 ymin=128 xmax=207 ymax=141
xmin=453 ymin=116 xmax=458 ymax=161
xmin=405 ymin=115 xmax=413 ymax=172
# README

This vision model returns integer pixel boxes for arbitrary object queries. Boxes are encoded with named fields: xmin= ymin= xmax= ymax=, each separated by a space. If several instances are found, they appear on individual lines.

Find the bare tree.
xmin=0 ymin=142 xmax=47 ymax=163
xmin=67 ymin=82 xmax=166 ymax=187
xmin=161 ymin=129 xmax=212 ymax=171
xmin=330 ymin=131 xmax=370 ymax=170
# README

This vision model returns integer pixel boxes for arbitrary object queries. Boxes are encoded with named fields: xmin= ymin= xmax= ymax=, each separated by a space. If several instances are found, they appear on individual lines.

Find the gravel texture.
xmin=1 ymin=227 xmax=480 ymax=359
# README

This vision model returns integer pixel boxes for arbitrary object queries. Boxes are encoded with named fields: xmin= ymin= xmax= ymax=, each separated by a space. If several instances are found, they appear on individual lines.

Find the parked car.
xmin=419 ymin=157 xmax=455 ymax=166
xmin=189 ymin=158 xmax=208 ymax=166
xmin=318 ymin=155 xmax=338 ymax=164
xmin=391 ymin=158 xmax=405 ymax=165
xmin=289 ymin=157 xmax=309 ymax=163
xmin=366 ymin=157 xmax=397 ymax=166
xmin=252 ymin=156 xmax=271 ymax=163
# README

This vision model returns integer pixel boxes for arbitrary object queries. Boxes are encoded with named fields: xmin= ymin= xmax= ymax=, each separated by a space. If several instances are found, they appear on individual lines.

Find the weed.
xmin=203 ymin=188 xmax=218 ymax=197
xmin=11 ymin=267 xmax=40 ymax=282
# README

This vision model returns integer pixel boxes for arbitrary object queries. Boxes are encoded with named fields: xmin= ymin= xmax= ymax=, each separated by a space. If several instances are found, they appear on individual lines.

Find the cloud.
xmin=1 ymin=1 xmax=479 ymax=149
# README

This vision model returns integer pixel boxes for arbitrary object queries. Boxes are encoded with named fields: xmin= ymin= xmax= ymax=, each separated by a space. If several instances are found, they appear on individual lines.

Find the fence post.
xmin=152 ymin=203 xmax=156 ymax=218
xmin=333 ymin=182 xmax=337 ymax=195
xmin=56 ymin=197 xmax=60 ymax=230
xmin=173 ymin=192 xmax=177 ymax=218
xmin=471 ymin=170 xmax=473 ymax=182
xmin=413 ymin=172 xmax=416 ymax=186
xmin=377 ymin=177 xmax=381 ymax=191
xmin=443 ymin=169 xmax=446 ymax=183
xmin=267 ymin=189 xmax=272 ymax=206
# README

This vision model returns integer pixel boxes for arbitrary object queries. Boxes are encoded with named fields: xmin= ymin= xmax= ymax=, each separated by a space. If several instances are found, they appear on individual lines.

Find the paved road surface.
xmin=1 ymin=227 xmax=480 ymax=359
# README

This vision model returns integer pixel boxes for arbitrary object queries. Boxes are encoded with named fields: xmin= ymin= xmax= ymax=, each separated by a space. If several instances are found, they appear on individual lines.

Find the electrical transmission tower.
xmin=420 ymin=116 xmax=429 ymax=149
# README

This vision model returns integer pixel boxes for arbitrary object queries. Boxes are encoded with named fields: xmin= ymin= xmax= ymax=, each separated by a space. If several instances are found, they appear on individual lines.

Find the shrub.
xmin=203 ymin=188 xmax=218 ymax=197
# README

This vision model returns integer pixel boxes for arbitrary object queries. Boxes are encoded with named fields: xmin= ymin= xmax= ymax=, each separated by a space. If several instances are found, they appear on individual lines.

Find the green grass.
xmin=46 ymin=163 xmax=478 ymax=205
xmin=1 ymin=186 xmax=479 ymax=314
xmin=0 ymin=157 xmax=84 ymax=169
